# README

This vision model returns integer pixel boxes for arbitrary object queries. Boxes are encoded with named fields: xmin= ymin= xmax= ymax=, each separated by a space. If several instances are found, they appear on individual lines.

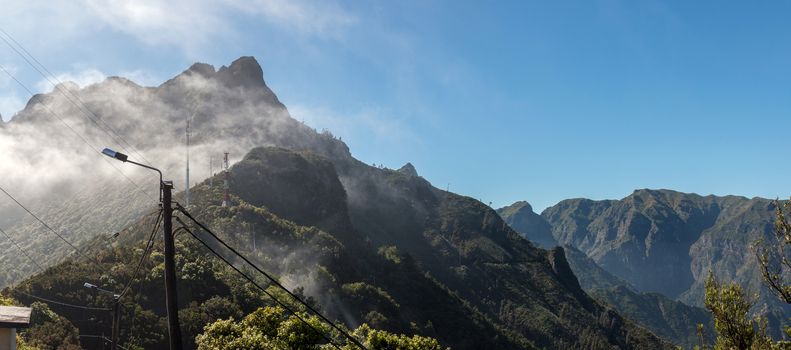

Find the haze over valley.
xmin=1 ymin=2 xmax=789 ymax=349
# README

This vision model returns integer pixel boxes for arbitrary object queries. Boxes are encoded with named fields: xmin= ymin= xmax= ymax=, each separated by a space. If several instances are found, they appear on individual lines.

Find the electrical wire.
xmin=0 ymin=26 xmax=152 ymax=166
xmin=0 ymin=226 xmax=44 ymax=273
xmin=78 ymin=335 xmax=131 ymax=350
xmin=174 ymin=208 xmax=368 ymax=349
xmin=16 ymin=290 xmax=111 ymax=311
xmin=0 ymin=184 xmax=101 ymax=267
xmin=172 ymin=223 xmax=345 ymax=350
xmin=0 ymin=63 xmax=153 ymax=200
xmin=118 ymin=211 xmax=163 ymax=299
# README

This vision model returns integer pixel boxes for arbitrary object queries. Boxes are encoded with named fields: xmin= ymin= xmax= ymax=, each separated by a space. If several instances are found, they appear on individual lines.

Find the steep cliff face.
xmin=329 ymin=161 xmax=671 ymax=349
xmin=230 ymin=147 xmax=353 ymax=234
xmin=541 ymin=189 xmax=763 ymax=299
xmin=1 ymin=57 xmax=673 ymax=349
xmin=499 ymin=202 xmax=719 ymax=347
xmin=538 ymin=189 xmax=788 ymax=338
xmin=498 ymin=201 xmax=557 ymax=248
xmin=562 ymin=245 xmax=714 ymax=348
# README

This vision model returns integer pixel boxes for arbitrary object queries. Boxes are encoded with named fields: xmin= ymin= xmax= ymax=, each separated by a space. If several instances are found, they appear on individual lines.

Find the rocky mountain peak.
xmin=397 ymin=162 xmax=418 ymax=177
xmin=497 ymin=200 xmax=557 ymax=248
xmin=186 ymin=62 xmax=216 ymax=77
xmin=217 ymin=56 xmax=266 ymax=89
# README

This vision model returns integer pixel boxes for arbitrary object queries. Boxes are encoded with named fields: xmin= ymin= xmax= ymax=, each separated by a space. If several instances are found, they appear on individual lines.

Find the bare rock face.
xmin=497 ymin=201 xmax=557 ymax=248
xmin=547 ymin=246 xmax=590 ymax=306
xmin=541 ymin=189 xmax=788 ymax=338
xmin=397 ymin=162 xmax=418 ymax=177
xmin=230 ymin=147 xmax=353 ymax=233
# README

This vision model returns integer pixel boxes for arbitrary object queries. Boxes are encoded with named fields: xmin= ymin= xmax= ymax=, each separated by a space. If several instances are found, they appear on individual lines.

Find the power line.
xmin=0 ymin=184 xmax=100 ymax=267
xmin=0 ymin=26 xmax=152 ymax=166
xmin=16 ymin=290 xmax=111 ymax=311
xmin=173 ymin=223 xmax=344 ymax=350
xmin=0 ymin=226 xmax=44 ymax=272
xmin=0 ymin=63 xmax=154 ymax=201
xmin=118 ymin=211 xmax=163 ymax=299
xmin=78 ymin=335 xmax=131 ymax=350
xmin=175 ymin=208 xmax=367 ymax=349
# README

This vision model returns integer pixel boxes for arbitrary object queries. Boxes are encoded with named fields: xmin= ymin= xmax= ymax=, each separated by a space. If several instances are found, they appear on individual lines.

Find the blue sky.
xmin=1 ymin=0 xmax=790 ymax=211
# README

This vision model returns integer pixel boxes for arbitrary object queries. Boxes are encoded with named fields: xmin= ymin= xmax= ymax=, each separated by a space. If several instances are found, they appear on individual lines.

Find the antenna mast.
xmin=222 ymin=152 xmax=230 ymax=207
xmin=185 ymin=116 xmax=191 ymax=206
xmin=209 ymin=155 xmax=213 ymax=187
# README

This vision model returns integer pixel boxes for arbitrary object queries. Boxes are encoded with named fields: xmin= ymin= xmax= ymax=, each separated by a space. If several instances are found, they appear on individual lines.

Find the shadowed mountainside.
xmin=500 ymin=190 xmax=790 ymax=340
xmin=1 ymin=57 xmax=673 ymax=349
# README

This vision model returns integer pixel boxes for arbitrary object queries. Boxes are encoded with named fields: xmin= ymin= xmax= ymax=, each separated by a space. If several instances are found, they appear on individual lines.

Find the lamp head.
xmin=102 ymin=148 xmax=128 ymax=162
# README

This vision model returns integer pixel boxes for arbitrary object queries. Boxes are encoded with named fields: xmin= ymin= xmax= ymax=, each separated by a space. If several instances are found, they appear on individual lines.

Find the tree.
xmin=196 ymin=306 xmax=448 ymax=350
xmin=754 ymin=199 xmax=791 ymax=304
xmin=24 ymin=302 xmax=81 ymax=350
xmin=701 ymin=273 xmax=774 ymax=350
xmin=0 ymin=296 xmax=76 ymax=350
xmin=696 ymin=199 xmax=791 ymax=350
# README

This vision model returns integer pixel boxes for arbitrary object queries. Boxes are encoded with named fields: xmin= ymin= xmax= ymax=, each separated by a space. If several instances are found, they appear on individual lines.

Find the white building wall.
xmin=0 ymin=328 xmax=16 ymax=350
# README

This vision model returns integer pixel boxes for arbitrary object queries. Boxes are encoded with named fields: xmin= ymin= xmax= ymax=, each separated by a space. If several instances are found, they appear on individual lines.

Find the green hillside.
xmin=4 ymin=147 xmax=672 ymax=349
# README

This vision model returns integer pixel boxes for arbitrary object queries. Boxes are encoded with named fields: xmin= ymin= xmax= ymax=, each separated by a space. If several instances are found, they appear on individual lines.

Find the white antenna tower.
xmin=185 ymin=115 xmax=191 ymax=206
xmin=222 ymin=152 xmax=230 ymax=207
xmin=185 ymin=92 xmax=204 ymax=207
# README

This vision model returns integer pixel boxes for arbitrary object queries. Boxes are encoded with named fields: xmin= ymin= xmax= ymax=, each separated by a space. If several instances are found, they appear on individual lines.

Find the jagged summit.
xmin=397 ymin=162 xmax=418 ymax=177
xmin=161 ymin=56 xmax=267 ymax=89
xmin=186 ymin=62 xmax=216 ymax=77
xmin=216 ymin=56 xmax=266 ymax=89
xmin=497 ymin=200 xmax=557 ymax=248
xmin=500 ymin=200 xmax=533 ymax=215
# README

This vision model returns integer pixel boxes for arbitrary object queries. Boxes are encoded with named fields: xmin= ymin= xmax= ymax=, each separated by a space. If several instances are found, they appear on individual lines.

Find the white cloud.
xmin=227 ymin=0 xmax=356 ymax=39
xmin=35 ymin=68 xmax=107 ymax=93
xmin=118 ymin=69 xmax=163 ymax=87
xmin=81 ymin=0 xmax=230 ymax=54
xmin=289 ymin=104 xmax=418 ymax=145
xmin=0 ymin=0 xmax=356 ymax=55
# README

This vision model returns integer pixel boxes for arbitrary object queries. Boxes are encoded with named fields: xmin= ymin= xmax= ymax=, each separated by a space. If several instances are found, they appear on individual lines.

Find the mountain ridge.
xmin=1 ymin=56 xmax=673 ymax=349
xmin=501 ymin=188 xmax=789 ymax=340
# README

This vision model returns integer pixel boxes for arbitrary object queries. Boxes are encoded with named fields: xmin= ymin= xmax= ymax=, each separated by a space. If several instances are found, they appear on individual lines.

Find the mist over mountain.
xmin=0 ymin=57 xmax=676 ymax=348
xmin=0 ymin=56 xmax=349 ymax=286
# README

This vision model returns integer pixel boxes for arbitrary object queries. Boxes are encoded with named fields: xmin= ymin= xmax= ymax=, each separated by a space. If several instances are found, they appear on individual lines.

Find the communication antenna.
xmin=222 ymin=152 xmax=230 ymax=207
xmin=185 ymin=91 xmax=204 ymax=207
xmin=209 ymin=155 xmax=213 ymax=187
xmin=185 ymin=116 xmax=191 ymax=206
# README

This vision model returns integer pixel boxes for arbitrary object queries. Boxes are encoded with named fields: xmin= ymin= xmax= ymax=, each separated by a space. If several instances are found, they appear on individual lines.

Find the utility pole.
xmin=162 ymin=181 xmax=183 ymax=349
xmin=111 ymin=298 xmax=120 ymax=350
xmin=102 ymin=148 xmax=183 ymax=350
xmin=83 ymin=282 xmax=121 ymax=350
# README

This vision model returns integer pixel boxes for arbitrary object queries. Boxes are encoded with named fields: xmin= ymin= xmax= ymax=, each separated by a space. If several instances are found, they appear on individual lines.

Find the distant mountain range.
xmin=0 ymin=57 xmax=675 ymax=348
xmin=499 ymin=190 xmax=790 ymax=342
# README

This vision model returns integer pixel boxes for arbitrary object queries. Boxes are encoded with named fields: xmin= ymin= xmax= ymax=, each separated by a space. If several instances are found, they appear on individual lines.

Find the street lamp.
xmin=102 ymin=148 xmax=162 ymax=201
xmin=101 ymin=148 xmax=182 ymax=350
xmin=83 ymin=282 xmax=120 ymax=350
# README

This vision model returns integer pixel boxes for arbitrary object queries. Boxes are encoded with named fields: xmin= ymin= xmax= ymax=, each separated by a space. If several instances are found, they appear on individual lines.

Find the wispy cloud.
xmin=226 ymin=0 xmax=356 ymax=39
xmin=35 ymin=68 xmax=107 ymax=92
xmin=3 ymin=0 xmax=356 ymax=55
xmin=289 ymin=104 xmax=419 ymax=146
